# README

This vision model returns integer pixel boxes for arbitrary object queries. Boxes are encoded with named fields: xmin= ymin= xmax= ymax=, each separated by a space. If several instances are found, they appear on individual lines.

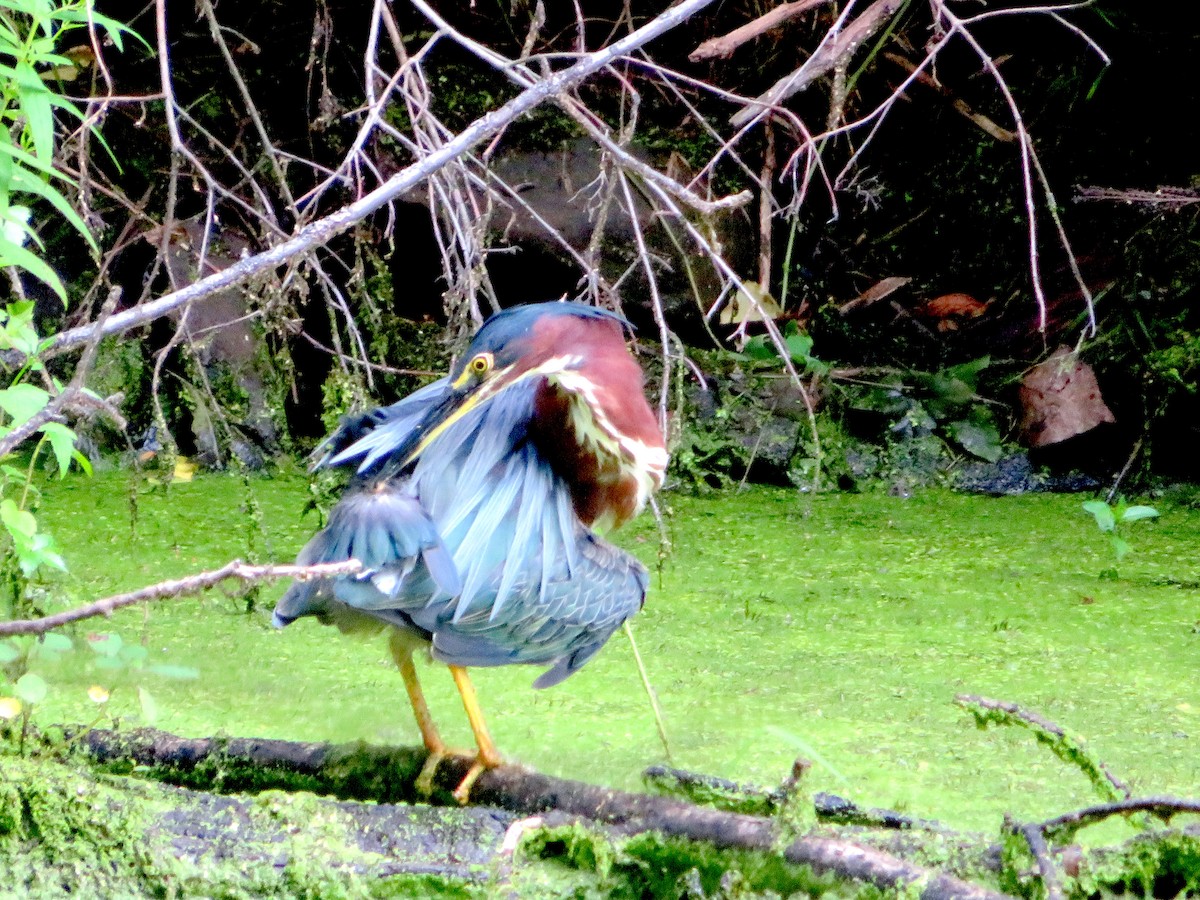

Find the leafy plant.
xmin=0 ymin=0 xmax=142 ymax=298
xmin=0 ymin=628 xmax=199 ymax=748
xmin=740 ymin=320 xmax=829 ymax=377
xmin=850 ymin=357 xmax=1004 ymax=463
xmin=1082 ymin=498 xmax=1159 ymax=576
xmin=0 ymin=0 xmax=139 ymax=599
xmin=0 ymin=303 xmax=93 ymax=603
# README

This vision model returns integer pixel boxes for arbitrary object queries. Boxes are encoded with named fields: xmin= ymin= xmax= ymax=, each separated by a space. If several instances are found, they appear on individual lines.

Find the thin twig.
xmin=622 ymin=621 xmax=673 ymax=764
xmin=1106 ymin=437 xmax=1143 ymax=504
xmin=44 ymin=0 xmax=720 ymax=360
xmin=0 ymin=560 xmax=363 ymax=636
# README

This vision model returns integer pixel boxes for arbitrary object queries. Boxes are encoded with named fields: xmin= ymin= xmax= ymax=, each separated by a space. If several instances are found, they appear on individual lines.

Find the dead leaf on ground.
xmin=839 ymin=276 xmax=912 ymax=315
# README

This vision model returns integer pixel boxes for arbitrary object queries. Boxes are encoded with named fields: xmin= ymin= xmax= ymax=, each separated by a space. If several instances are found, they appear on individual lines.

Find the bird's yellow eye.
xmin=469 ymin=353 xmax=493 ymax=376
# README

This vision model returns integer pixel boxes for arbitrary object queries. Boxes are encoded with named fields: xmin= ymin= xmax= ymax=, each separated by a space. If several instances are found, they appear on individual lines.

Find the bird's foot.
xmin=414 ymin=745 xmax=495 ymax=800
xmin=415 ymin=747 xmax=448 ymax=798
xmin=452 ymin=747 xmax=503 ymax=804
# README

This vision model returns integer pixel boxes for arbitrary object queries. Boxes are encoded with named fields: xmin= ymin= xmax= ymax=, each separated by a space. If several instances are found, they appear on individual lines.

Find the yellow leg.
xmin=449 ymin=664 xmax=503 ymax=802
xmin=396 ymin=651 xmax=444 ymax=754
xmin=390 ymin=634 xmax=450 ymax=797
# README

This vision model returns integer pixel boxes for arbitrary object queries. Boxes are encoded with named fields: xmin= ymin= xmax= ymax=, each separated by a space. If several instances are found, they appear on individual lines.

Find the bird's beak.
xmin=392 ymin=366 xmax=517 ymax=469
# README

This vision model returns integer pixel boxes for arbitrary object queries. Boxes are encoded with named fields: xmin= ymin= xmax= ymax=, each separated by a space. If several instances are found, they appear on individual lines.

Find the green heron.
xmin=274 ymin=301 xmax=667 ymax=800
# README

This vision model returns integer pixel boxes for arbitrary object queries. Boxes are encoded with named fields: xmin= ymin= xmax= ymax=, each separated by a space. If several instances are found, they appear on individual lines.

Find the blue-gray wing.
xmin=422 ymin=531 xmax=648 ymax=689
xmin=318 ymin=377 xmax=451 ymax=476
xmin=272 ymin=487 xmax=460 ymax=627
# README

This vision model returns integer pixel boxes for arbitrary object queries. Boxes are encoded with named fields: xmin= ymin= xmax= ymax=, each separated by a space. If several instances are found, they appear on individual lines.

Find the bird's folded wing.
xmin=273 ymin=487 xmax=460 ymax=625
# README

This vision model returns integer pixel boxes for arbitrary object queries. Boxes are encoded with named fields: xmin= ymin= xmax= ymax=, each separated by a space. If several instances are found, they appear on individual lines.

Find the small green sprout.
xmin=1082 ymin=498 xmax=1159 ymax=576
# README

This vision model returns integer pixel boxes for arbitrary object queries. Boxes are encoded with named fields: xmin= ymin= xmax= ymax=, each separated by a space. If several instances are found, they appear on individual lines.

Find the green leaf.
xmin=0 ymin=299 xmax=44 ymax=355
xmin=137 ymin=686 xmax=159 ymax=724
xmin=945 ymin=419 xmax=1002 ymax=462
xmin=86 ymin=632 xmax=123 ymax=658
xmin=39 ymin=632 xmax=72 ymax=653
xmin=0 ymin=382 xmax=48 ymax=425
xmin=24 ymin=532 xmax=64 ymax=573
xmin=147 ymin=664 xmax=200 ymax=680
xmin=13 ymin=61 xmax=54 ymax=162
xmin=0 ymin=232 xmax=65 ymax=300
xmin=0 ymin=641 xmax=19 ymax=664
xmin=118 ymin=644 xmax=149 ymax=664
xmin=72 ymin=449 xmax=93 ymax=476
xmin=38 ymin=421 xmax=77 ymax=477
xmin=943 ymin=356 xmax=991 ymax=390
xmin=15 ymin=672 xmax=47 ymax=705
xmin=1119 ymin=505 xmax=1159 ymax=524
xmin=10 ymin=166 xmax=96 ymax=252
xmin=1082 ymin=500 xmax=1116 ymax=533
xmin=922 ymin=373 xmax=976 ymax=418
xmin=1111 ymin=536 xmax=1132 ymax=563
xmin=0 ymin=497 xmax=37 ymax=539
xmin=0 ymin=133 xmax=67 ymax=179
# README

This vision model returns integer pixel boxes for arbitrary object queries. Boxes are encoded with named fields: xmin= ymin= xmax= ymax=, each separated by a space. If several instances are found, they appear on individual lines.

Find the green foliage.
xmin=0 ymin=0 xmax=139 ymax=593
xmin=0 ymin=304 xmax=90 ymax=596
xmin=849 ymin=357 xmax=1004 ymax=463
xmin=740 ymin=320 xmax=829 ymax=378
xmin=0 ymin=0 xmax=141 ymax=300
xmin=1082 ymin=497 xmax=1159 ymax=576
xmin=0 ymin=627 xmax=200 ymax=740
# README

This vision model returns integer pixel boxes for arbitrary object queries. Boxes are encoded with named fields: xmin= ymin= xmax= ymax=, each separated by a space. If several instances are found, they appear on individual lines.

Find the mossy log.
xmin=77 ymin=726 xmax=1011 ymax=899
xmin=4 ymin=726 xmax=1198 ymax=898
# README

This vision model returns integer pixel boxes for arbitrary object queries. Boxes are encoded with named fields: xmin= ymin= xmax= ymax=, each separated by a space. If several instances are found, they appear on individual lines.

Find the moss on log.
xmin=4 ymin=726 xmax=1199 ymax=898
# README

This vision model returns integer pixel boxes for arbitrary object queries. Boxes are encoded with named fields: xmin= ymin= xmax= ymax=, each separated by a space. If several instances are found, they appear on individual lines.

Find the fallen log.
xmin=76 ymin=725 xmax=1011 ymax=900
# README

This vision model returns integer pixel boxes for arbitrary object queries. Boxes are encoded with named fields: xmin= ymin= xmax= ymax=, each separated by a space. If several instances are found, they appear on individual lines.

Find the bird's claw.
xmin=452 ymin=747 xmax=504 ymax=804
xmin=414 ymin=746 xmax=501 ymax=803
xmin=452 ymin=760 xmax=488 ymax=804
xmin=414 ymin=747 xmax=448 ymax=798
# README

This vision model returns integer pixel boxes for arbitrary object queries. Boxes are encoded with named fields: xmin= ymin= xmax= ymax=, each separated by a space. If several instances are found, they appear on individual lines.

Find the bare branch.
xmin=43 ymin=0 xmax=720 ymax=361
xmin=689 ymin=0 xmax=831 ymax=62
xmin=1075 ymin=185 xmax=1200 ymax=207
xmin=731 ymin=0 xmax=907 ymax=127
xmin=0 ymin=560 xmax=363 ymax=636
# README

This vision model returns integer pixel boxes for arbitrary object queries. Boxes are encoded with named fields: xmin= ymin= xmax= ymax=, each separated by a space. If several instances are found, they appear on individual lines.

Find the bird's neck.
xmin=530 ymin=366 xmax=666 ymax=533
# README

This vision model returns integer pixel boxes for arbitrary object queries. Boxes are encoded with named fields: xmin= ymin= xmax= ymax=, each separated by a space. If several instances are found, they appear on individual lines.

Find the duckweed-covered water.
xmin=26 ymin=467 xmax=1200 ymax=832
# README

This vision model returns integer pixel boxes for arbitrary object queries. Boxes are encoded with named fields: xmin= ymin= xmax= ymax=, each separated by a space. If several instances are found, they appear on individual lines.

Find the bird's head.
xmin=390 ymin=302 xmax=653 ymax=466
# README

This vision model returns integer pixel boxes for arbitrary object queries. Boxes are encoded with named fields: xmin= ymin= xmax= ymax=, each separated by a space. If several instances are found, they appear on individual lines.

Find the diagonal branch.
xmin=690 ymin=0 xmax=832 ymax=62
xmin=42 ymin=0 xmax=720 ymax=360
xmin=731 ymin=0 xmax=908 ymax=127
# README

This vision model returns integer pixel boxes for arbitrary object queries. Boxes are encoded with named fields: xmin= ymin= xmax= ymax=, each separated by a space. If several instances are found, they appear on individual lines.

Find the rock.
xmin=146 ymin=217 xmax=282 ymax=465
xmin=953 ymin=452 xmax=1101 ymax=495
xmin=1019 ymin=346 xmax=1115 ymax=447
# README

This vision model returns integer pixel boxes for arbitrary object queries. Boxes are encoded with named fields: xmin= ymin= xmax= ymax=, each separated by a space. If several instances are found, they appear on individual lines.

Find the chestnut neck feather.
xmin=522 ymin=315 xmax=664 ymax=532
